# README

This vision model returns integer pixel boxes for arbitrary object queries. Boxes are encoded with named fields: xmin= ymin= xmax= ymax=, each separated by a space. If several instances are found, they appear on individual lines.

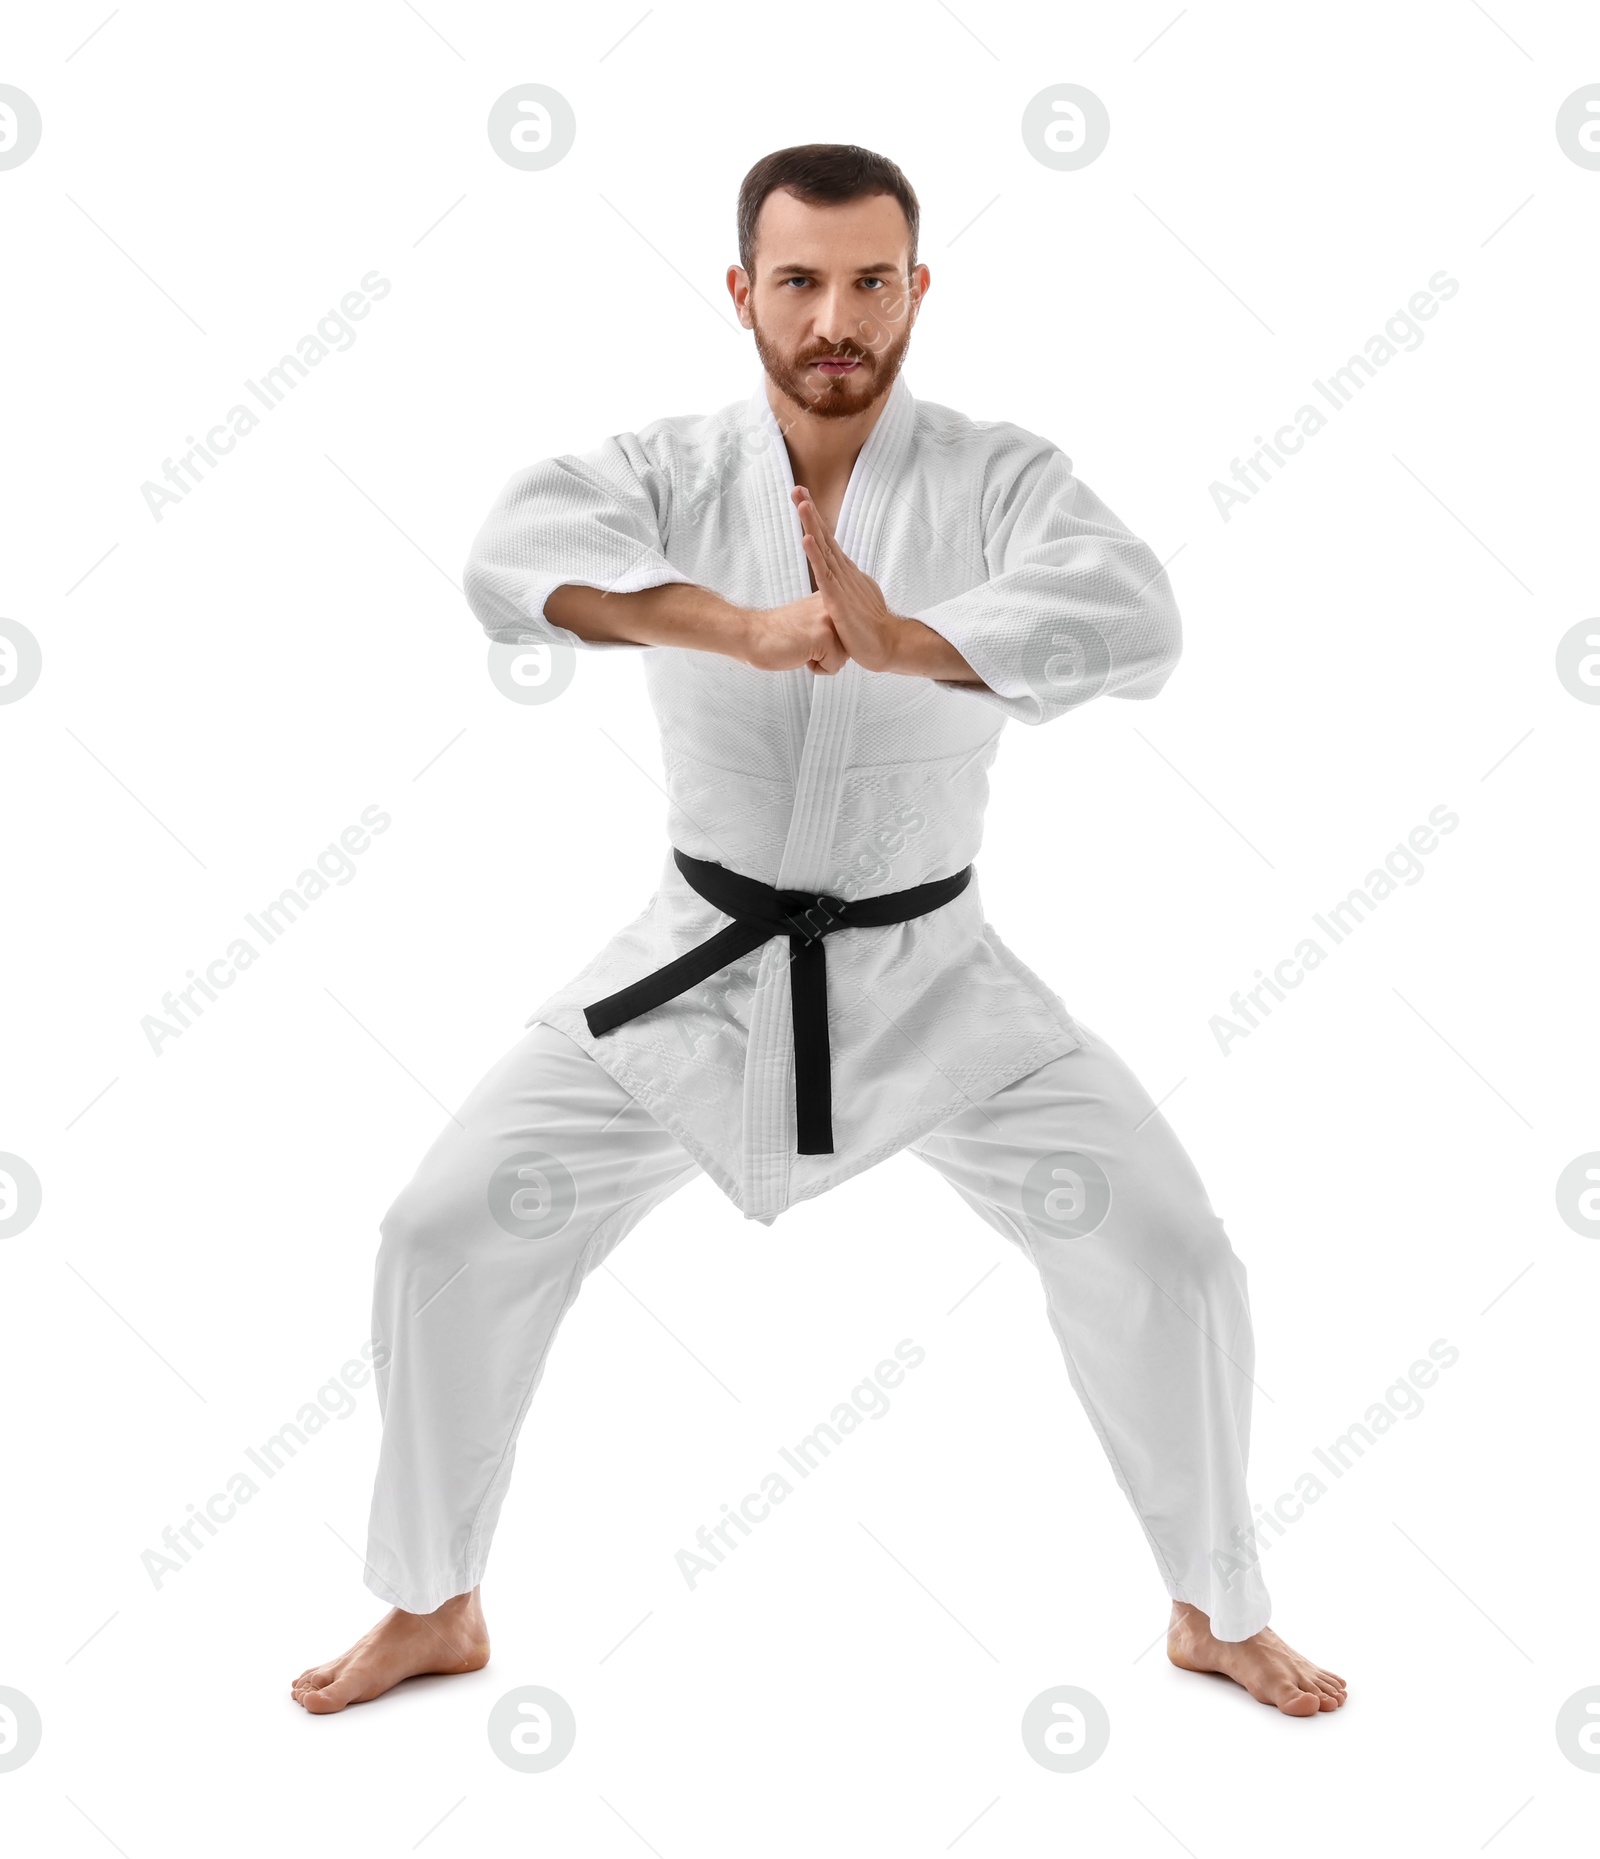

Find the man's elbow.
xmin=1114 ymin=578 xmax=1183 ymax=699
xmin=462 ymin=553 xmax=538 ymax=644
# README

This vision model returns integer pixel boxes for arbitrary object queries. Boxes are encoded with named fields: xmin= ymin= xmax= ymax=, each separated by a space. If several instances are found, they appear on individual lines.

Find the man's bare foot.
xmin=291 ymin=1587 xmax=489 ymax=1714
xmin=1166 ymin=1601 xmax=1347 ymax=1717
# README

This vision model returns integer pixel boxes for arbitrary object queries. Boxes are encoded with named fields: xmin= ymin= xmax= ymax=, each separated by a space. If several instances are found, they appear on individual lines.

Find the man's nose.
xmin=809 ymin=286 xmax=874 ymax=348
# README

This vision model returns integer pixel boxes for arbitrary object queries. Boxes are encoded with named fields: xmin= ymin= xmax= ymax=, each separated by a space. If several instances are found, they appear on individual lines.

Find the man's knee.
xmin=377 ymin=1170 xmax=468 ymax=1278
xmin=1144 ymin=1201 xmax=1243 ymax=1306
xmin=377 ymin=1142 xmax=594 ymax=1279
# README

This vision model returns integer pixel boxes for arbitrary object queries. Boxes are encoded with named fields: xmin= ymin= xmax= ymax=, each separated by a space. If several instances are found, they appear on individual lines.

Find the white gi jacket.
xmin=464 ymin=371 xmax=1181 ymax=1224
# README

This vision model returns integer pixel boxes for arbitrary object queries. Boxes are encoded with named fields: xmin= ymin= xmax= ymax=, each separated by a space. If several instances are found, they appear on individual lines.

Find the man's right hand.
xmin=545 ymin=581 xmax=846 ymax=675
xmin=737 ymin=593 xmax=848 ymax=675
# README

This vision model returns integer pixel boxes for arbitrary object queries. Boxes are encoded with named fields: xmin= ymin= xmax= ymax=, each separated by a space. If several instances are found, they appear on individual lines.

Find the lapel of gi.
xmin=747 ymin=371 xmax=919 ymax=890
xmin=738 ymin=372 xmax=918 ymax=1215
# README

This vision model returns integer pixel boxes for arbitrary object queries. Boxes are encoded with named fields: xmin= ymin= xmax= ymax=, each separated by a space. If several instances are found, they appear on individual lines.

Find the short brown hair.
xmin=736 ymin=144 xmax=920 ymax=280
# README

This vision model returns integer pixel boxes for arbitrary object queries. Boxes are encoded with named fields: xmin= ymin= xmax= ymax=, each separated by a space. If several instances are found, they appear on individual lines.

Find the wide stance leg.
xmin=363 ymin=1021 xmax=700 ymax=1614
xmin=909 ymin=1021 xmax=1271 ymax=1641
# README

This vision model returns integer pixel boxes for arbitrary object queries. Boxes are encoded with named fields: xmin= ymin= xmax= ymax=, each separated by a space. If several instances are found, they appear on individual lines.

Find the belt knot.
xmin=583 ymin=849 xmax=972 ymax=1155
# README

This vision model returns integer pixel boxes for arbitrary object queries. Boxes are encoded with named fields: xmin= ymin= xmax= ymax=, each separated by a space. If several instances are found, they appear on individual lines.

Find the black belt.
xmin=583 ymin=848 xmax=973 ymax=1155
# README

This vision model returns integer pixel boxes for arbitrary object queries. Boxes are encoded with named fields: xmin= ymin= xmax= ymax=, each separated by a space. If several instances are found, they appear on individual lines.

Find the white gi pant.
xmin=363 ymin=1019 xmax=1272 ymax=1641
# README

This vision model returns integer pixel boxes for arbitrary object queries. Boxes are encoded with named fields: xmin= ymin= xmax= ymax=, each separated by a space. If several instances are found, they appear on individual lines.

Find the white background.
xmin=2 ymin=0 xmax=1597 ymax=1850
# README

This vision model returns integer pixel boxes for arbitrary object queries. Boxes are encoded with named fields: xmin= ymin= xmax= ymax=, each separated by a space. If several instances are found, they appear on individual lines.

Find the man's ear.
xmin=726 ymin=264 xmax=753 ymax=327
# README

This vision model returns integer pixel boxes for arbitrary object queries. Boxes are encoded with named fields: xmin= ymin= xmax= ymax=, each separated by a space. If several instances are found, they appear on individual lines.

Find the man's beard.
xmin=751 ymin=310 xmax=912 ymax=421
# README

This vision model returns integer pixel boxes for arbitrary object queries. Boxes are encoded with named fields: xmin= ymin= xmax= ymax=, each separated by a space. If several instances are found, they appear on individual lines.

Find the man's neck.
xmin=764 ymin=375 xmax=891 ymax=505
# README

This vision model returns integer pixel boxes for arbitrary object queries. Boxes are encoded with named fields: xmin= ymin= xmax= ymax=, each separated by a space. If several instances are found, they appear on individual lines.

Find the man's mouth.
xmin=811 ymin=357 xmax=862 ymax=376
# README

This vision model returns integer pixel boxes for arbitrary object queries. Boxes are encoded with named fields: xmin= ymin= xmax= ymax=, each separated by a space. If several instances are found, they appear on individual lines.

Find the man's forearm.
xmin=876 ymin=615 xmax=985 ymax=685
xmin=544 ymin=580 xmax=986 ymax=686
xmin=544 ymin=581 xmax=751 ymax=658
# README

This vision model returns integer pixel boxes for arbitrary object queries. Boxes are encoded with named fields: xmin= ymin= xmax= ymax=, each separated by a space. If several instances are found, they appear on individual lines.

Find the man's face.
xmin=729 ymin=190 xmax=929 ymax=420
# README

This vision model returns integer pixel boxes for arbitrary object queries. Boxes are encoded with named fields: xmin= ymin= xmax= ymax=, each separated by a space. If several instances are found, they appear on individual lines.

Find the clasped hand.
xmin=738 ymin=487 xmax=903 ymax=677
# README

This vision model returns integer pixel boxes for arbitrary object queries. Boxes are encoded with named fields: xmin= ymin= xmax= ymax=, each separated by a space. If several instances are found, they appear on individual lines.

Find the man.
xmin=293 ymin=144 xmax=1345 ymax=1718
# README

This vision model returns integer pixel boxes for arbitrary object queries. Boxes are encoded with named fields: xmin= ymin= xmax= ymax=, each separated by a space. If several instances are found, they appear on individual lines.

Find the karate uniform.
xmin=361 ymin=371 xmax=1273 ymax=1640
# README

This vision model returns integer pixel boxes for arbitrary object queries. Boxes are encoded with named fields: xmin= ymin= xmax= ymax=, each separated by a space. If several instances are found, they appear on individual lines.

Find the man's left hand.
xmin=791 ymin=486 xmax=987 ymax=685
xmin=791 ymin=486 xmax=905 ymax=673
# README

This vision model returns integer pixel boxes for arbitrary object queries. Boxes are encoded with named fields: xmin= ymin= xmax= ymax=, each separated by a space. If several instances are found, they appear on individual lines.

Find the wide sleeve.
xmin=462 ymin=430 xmax=695 ymax=652
xmin=911 ymin=443 xmax=1182 ymax=725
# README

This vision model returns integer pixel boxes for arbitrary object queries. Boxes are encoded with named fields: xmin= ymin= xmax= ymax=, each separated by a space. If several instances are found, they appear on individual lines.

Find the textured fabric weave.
xmin=463 ymin=370 xmax=1182 ymax=1222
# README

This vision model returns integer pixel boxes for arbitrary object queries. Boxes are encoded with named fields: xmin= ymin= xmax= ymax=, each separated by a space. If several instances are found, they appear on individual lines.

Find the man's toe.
xmin=300 ymin=1676 xmax=360 ymax=1714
